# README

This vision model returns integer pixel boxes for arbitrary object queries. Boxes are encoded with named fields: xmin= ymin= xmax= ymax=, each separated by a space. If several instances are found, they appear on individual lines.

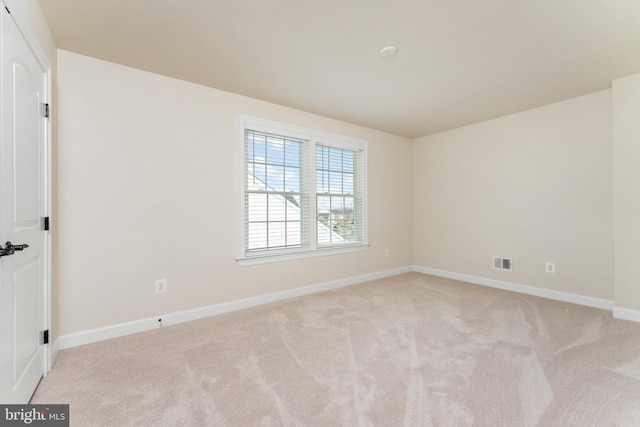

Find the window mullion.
xmin=309 ymin=139 xmax=318 ymax=251
xmin=265 ymin=193 xmax=270 ymax=250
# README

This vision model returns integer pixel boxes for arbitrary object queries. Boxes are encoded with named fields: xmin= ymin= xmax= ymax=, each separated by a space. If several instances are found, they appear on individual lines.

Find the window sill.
xmin=236 ymin=243 xmax=369 ymax=267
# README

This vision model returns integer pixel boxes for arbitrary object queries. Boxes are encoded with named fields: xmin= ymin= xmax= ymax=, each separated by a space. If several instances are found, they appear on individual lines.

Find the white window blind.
xmin=316 ymin=144 xmax=364 ymax=245
xmin=238 ymin=115 xmax=367 ymax=265
xmin=245 ymin=130 xmax=309 ymax=252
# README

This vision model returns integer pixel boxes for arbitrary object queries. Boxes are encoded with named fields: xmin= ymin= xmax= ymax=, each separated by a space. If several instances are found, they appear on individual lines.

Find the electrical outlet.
xmin=384 ymin=249 xmax=390 ymax=257
xmin=155 ymin=279 xmax=168 ymax=293
xmin=545 ymin=262 xmax=555 ymax=274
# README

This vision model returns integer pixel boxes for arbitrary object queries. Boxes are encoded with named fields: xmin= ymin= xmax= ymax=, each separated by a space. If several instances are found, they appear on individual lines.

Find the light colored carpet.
xmin=32 ymin=273 xmax=640 ymax=426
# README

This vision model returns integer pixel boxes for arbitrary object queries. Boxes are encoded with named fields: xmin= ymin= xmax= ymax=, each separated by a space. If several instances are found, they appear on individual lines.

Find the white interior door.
xmin=0 ymin=3 xmax=48 ymax=404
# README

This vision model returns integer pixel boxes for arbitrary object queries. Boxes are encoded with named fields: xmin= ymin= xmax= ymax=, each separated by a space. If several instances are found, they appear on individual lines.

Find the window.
xmin=245 ymin=130 xmax=308 ymax=252
xmin=238 ymin=115 xmax=367 ymax=265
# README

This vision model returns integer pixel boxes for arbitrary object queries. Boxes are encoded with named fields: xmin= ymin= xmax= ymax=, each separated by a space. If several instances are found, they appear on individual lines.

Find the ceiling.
xmin=37 ymin=0 xmax=640 ymax=138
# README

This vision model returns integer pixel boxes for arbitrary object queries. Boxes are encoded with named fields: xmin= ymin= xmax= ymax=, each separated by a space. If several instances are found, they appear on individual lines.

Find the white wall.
xmin=413 ymin=91 xmax=614 ymax=300
xmin=56 ymin=50 xmax=413 ymax=335
xmin=613 ymin=72 xmax=640 ymax=315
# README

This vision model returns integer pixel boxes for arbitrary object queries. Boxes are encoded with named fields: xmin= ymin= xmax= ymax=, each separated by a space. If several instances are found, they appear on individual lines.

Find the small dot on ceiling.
xmin=379 ymin=46 xmax=398 ymax=58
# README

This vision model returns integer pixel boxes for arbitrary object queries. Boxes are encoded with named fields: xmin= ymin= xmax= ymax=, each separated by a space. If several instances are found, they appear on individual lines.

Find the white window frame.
xmin=237 ymin=115 xmax=368 ymax=266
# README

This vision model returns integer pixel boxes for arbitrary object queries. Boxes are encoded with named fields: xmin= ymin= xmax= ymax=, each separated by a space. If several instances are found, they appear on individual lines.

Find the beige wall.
xmin=413 ymin=91 xmax=614 ymax=300
xmin=48 ymin=40 xmax=640 ymax=335
xmin=613 ymin=73 xmax=640 ymax=312
xmin=56 ymin=50 xmax=413 ymax=335
xmin=11 ymin=0 xmax=640 ymax=349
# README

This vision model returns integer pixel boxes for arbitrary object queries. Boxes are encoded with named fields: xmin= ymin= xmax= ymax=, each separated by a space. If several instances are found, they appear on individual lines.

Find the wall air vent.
xmin=493 ymin=256 xmax=512 ymax=271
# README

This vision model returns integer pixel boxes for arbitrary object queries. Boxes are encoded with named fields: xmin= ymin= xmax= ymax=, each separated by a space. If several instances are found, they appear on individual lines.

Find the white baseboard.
xmin=59 ymin=266 xmax=413 ymax=350
xmin=413 ymin=265 xmax=615 ymax=311
xmin=613 ymin=307 xmax=640 ymax=323
xmin=57 ymin=265 xmax=640 ymax=350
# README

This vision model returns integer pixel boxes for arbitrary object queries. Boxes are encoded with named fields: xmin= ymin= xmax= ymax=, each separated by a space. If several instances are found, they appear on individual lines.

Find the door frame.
xmin=3 ymin=0 xmax=53 ymax=374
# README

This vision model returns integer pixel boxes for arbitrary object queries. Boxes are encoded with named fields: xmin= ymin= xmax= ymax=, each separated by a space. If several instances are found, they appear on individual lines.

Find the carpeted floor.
xmin=32 ymin=273 xmax=640 ymax=426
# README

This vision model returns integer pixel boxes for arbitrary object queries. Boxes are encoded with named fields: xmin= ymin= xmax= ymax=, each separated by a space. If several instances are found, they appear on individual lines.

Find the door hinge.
xmin=41 ymin=103 xmax=50 ymax=119
xmin=43 ymin=216 xmax=50 ymax=231
xmin=42 ymin=330 xmax=49 ymax=345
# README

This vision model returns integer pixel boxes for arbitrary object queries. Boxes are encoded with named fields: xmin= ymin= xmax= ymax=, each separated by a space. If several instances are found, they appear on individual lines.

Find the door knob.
xmin=0 ymin=241 xmax=29 ymax=257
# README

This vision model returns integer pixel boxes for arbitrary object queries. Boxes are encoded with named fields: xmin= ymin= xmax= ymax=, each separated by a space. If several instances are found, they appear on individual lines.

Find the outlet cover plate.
xmin=156 ymin=279 xmax=168 ymax=293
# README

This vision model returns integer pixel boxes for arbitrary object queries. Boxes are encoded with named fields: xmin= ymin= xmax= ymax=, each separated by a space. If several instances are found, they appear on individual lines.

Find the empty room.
xmin=2 ymin=0 xmax=640 ymax=425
